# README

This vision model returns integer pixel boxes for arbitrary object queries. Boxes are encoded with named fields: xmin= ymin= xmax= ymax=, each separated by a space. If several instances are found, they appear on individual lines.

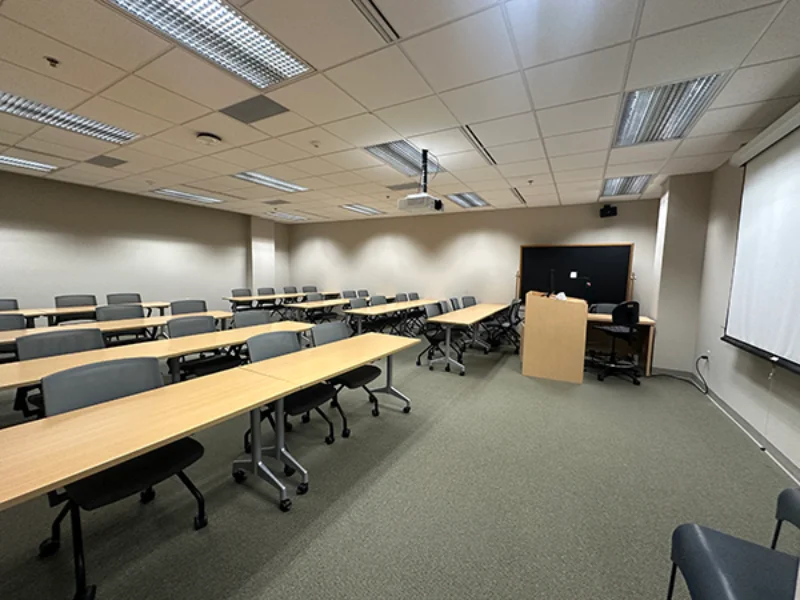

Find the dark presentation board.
xmin=518 ymin=244 xmax=633 ymax=306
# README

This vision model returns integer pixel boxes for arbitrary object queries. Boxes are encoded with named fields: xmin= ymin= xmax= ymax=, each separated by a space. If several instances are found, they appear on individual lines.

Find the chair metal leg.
xmin=315 ymin=407 xmax=335 ymax=444
xmin=69 ymin=502 xmax=96 ymax=600
xmin=176 ymin=471 xmax=207 ymax=529
xmin=771 ymin=519 xmax=783 ymax=549
xmin=330 ymin=396 xmax=350 ymax=437
xmin=666 ymin=562 xmax=677 ymax=600
xmin=38 ymin=502 xmax=70 ymax=558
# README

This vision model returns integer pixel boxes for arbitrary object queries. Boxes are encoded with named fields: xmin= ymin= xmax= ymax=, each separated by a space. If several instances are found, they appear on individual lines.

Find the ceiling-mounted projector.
xmin=397 ymin=147 xmax=444 ymax=213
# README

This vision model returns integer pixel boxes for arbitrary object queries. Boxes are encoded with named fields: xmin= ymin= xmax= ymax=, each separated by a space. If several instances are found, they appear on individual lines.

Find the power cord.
xmin=651 ymin=355 xmax=709 ymax=394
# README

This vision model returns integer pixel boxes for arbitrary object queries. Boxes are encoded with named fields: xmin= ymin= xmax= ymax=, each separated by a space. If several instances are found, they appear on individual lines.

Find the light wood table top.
xmin=587 ymin=313 xmax=656 ymax=326
xmin=0 ymin=368 xmax=303 ymax=511
xmin=245 ymin=332 xmax=419 ymax=387
xmin=0 ymin=311 xmax=233 ymax=345
xmin=0 ymin=321 xmax=311 ymax=391
xmin=428 ymin=303 xmax=508 ymax=326
xmin=291 ymin=298 xmax=351 ymax=310
xmin=0 ymin=301 xmax=169 ymax=318
xmin=344 ymin=298 xmax=437 ymax=317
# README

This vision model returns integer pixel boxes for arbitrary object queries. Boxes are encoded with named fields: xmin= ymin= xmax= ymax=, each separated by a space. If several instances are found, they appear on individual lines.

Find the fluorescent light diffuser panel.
xmin=602 ymin=175 xmax=651 ymax=196
xmin=615 ymin=73 xmax=725 ymax=147
xmin=342 ymin=204 xmax=383 ymax=216
xmin=107 ymin=0 xmax=310 ymax=89
xmin=0 ymin=91 xmax=137 ymax=144
xmin=155 ymin=188 xmax=223 ymax=204
xmin=447 ymin=192 xmax=488 ymax=208
xmin=234 ymin=171 xmax=308 ymax=192
xmin=271 ymin=211 xmax=307 ymax=221
xmin=0 ymin=154 xmax=58 ymax=173
xmin=364 ymin=140 xmax=442 ymax=177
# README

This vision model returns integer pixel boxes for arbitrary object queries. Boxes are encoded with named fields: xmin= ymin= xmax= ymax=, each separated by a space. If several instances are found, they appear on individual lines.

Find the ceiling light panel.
xmin=234 ymin=171 xmax=308 ymax=192
xmin=447 ymin=192 xmax=489 ymax=208
xmin=0 ymin=91 xmax=137 ymax=144
xmin=342 ymin=203 xmax=383 ymax=215
xmin=0 ymin=154 xmax=58 ymax=173
xmin=602 ymin=175 xmax=652 ymax=196
xmin=106 ymin=0 xmax=310 ymax=89
xmin=364 ymin=140 xmax=443 ymax=177
xmin=615 ymin=73 xmax=725 ymax=146
xmin=155 ymin=188 xmax=223 ymax=204
xmin=271 ymin=211 xmax=308 ymax=221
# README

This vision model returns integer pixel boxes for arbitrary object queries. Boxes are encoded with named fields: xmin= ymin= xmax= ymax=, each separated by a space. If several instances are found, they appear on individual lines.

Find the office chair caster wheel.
xmin=194 ymin=515 xmax=208 ymax=530
xmin=402 ymin=406 xmax=411 ymax=414
xmin=372 ymin=407 xmax=380 ymax=417
xmin=368 ymin=394 xmax=377 ymax=404
xmin=416 ymin=358 xmax=421 ymax=366
xmin=139 ymin=487 xmax=156 ymax=504
xmin=633 ymin=379 xmax=641 ymax=386
xmin=459 ymin=371 xmax=465 ymax=376
xmin=597 ymin=374 xmax=605 ymax=382
xmin=342 ymin=428 xmax=351 ymax=438
xmin=301 ymin=413 xmax=311 ymax=424
xmin=297 ymin=482 xmax=309 ymax=495
xmin=484 ymin=349 xmax=489 ymax=355
xmin=283 ymin=465 xmax=296 ymax=477
xmin=38 ymin=538 xmax=60 ymax=558
xmin=76 ymin=584 xmax=97 ymax=600
xmin=445 ymin=364 xmax=450 ymax=372
xmin=279 ymin=499 xmax=292 ymax=513
xmin=325 ymin=435 xmax=335 ymax=445
xmin=428 ymin=366 xmax=433 ymax=371
xmin=232 ymin=470 xmax=247 ymax=484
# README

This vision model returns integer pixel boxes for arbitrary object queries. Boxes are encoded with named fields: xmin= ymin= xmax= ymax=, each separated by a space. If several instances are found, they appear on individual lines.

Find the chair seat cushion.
xmin=285 ymin=383 xmax=337 ymax=415
xmin=595 ymin=325 xmax=633 ymax=335
xmin=182 ymin=353 xmax=242 ymax=376
xmin=66 ymin=438 xmax=204 ymax=511
xmin=332 ymin=365 xmax=381 ymax=389
xmin=672 ymin=523 xmax=798 ymax=600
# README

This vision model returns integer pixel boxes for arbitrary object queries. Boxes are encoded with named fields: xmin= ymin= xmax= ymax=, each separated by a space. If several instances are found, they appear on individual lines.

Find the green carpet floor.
xmin=0 ymin=347 xmax=797 ymax=599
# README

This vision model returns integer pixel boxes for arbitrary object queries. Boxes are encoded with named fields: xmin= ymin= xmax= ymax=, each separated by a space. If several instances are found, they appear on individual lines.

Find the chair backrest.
xmin=0 ymin=298 xmax=19 ymax=310
xmin=17 ymin=329 xmax=105 ymax=361
xmin=95 ymin=304 xmax=145 ymax=321
xmin=311 ymin=321 xmax=349 ymax=346
xmin=302 ymin=285 xmax=317 ymax=292
xmin=349 ymin=298 xmax=368 ymax=309
xmin=42 ymin=357 xmax=162 ymax=417
xmin=247 ymin=331 xmax=301 ymax=362
xmin=589 ymin=303 xmax=617 ymax=314
xmin=371 ymin=295 xmax=387 ymax=306
xmin=424 ymin=303 xmax=442 ymax=318
xmin=438 ymin=301 xmax=450 ymax=314
xmin=284 ymin=286 xmax=297 ymax=294
xmin=167 ymin=316 xmax=215 ymax=338
xmin=342 ymin=290 xmax=357 ymax=298
xmin=234 ymin=310 xmax=271 ymax=328
xmin=357 ymin=289 xmax=369 ymax=297
xmin=450 ymin=297 xmax=461 ymax=310
xmin=306 ymin=292 xmax=323 ymax=302
xmin=395 ymin=293 xmax=409 ymax=302
xmin=170 ymin=299 xmax=207 ymax=315
xmin=462 ymin=296 xmax=477 ymax=307
xmin=106 ymin=293 xmax=141 ymax=305
xmin=611 ymin=301 xmax=639 ymax=326
xmin=257 ymin=287 xmax=275 ymax=295
xmin=408 ymin=292 xmax=419 ymax=300
xmin=232 ymin=288 xmax=251 ymax=297
xmin=0 ymin=314 xmax=25 ymax=331
xmin=510 ymin=299 xmax=523 ymax=323
xmin=55 ymin=294 xmax=97 ymax=308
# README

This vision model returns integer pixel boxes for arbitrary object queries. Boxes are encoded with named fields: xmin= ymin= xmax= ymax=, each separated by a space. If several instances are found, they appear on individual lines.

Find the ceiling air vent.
xmin=351 ymin=0 xmax=400 ymax=42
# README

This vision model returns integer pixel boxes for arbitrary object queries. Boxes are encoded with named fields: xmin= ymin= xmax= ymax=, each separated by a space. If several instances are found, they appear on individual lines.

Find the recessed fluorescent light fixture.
xmin=342 ymin=203 xmax=383 ymax=216
xmin=154 ymin=188 xmax=223 ymax=204
xmin=0 ymin=154 xmax=58 ymax=173
xmin=234 ymin=171 xmax=308 ymax=192
xmin=271 ymin=211 xmax=308 ymax=221
xmin=364 ymin=140 xmax=442 ymax=177
xmin=0 ymin=91 xmax=137 ymax=144
xmin=602 ymin=175 xmax=652 ymax=196
xmin=447 ymin=192 xmax=488 ymax=208
xmin=106 ymin=0 xmax=310 ymax=89
xmin=615 ymin=73 xmax=725 ymax=146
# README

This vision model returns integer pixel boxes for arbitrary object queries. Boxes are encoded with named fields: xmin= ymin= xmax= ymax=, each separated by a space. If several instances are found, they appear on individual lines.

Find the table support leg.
xmin=168 ymin=357 xmax=181 ymax=384
xmin=429 ymin=325 xmax=466 ymax=375
xmin=469 ymin=324 xmax=491 ymax=352
xmin=357 ymin=316 xmax=363 ymax=335
xmin=371 ymin=355 xmax=412 ymax=413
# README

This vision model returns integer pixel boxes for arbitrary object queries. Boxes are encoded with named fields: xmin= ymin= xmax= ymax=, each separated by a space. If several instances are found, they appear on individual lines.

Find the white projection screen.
xmin=724 ymin=126 xmax=800 ymax=372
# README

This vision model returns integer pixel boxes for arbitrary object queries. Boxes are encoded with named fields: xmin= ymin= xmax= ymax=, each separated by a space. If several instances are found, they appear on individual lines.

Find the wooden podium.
xmin=521 ymin=292 xmax=588 ymax=384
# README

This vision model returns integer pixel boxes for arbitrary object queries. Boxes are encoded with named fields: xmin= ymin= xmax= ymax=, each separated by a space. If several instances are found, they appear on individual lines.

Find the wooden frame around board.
xmin=516 ymin=242 xmax=635 ymax=300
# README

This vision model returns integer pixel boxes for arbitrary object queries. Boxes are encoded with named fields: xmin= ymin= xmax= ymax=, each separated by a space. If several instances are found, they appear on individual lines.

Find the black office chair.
xmin=255 ymin=287 xmax=280 ymax=316
xmin=39 ymin=358 xmax=206 ymax=600
xmin=170 ymin=299 xmax=207 ymax=315
xmin=243 ymin=332 xmax=338 ymax=453
xmin=233 ymin=310 xmax=273 ymax=328
xmin=95 ymin=304 xmax=148 ymax=346
xmin=302 ymin=285 xmax=317 ymax=292
xmin=0 ymin=298 xmax=19 ymax=310
xmin=306 ymin=292 xmax=323 ymax=302
xmin=593 ymin=301 xmax=641 ymax=385
xmin=346 ymin=297 xmax=368 ymax=333
xmin=0 ymin=313 xmax=25 ymax=363
xmin=366 ymin=295 xmax=389 ymax=332
xmin=54 ymin=294 xmax=97 ymax=324
xmin=166 ymin=316 xmax=241 ymax=379
xmin=484 ymin=299 xmax=522 ymax=353
xmin=230 ymin=288 xmax=253 ymax=311
xmin=416 ymin=304 xmax=465 ymax=368
xmin=106 ymin=293 xmax=141 ymax=305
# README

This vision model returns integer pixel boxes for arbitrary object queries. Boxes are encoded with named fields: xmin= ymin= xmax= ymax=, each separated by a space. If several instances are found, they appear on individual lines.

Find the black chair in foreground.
xmin=170 ymin=299 xmax=207 ymax=315
xmin=39 ymin=357 xmax=206 ymax=600
xmin=592 ymin=301 xmax=641 ymax=385
xmin=771 ymin=487 xmax=800 ymax=549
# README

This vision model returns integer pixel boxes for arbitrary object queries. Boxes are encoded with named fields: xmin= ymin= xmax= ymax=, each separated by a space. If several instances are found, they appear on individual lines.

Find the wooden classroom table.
xmin=587 ymin=313 xmax=656 ymax=376
xmin=0 ymin=321 xmax=311 ymax=389
xmin=290 ymin=298 xmax=351 ymax=311
xmin=345 ymin=298 xmax=437 ymax=334
xmin=427 ymin=304 xmax=508 ymax=375
xmin=0 ymin=302 xmax=170 ymax=326
xmin=223 ymin=291 xmax=340 ymax=305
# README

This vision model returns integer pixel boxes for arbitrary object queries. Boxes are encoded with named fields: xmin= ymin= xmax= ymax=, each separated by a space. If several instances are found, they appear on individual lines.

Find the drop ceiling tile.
xmin=101 ymin=76 xmax=210 ymax=125
xmin=182 ymin=113 xmax=265 ymax=146
xmin=544 ymin=128 xmax=613 ymax=157
xmin=440 ymin=73 xmax=531 ymax=123
xmin=245 ymin=138 xmax=313 ymax=162
xmin=158 ymin=163 xmax=212 ymax=180
xmin=520 ymin=190 xmax=561 ymax=207
xmin=0 ymin=130 xmax=24 ymax=145
xmin=279 ymin=127 xmax=353 ymax=156
xmin=296 ymin=176 xmax=343 ymax=191
xmin=688 ymin=97 xmax=798 ymax=136
xmin=506 ymin=0 xmax=636 ymax=68
xmin=251 ymin=111 xmax=313 ymax=136
xmin=323 ymin=114 xmax=401 ymax=147
xmin=673 ymin=130 xmax=760 ymax=157
xmin=430 ymin=182 xmax=472 ymax=195
xmin=48 ymin=163 xmax=123 ymax=184
xmin=4 ymin=147 xmax=74 ymax=168
xmin=638 ymin=0 xmax=777 ymax=37
xmin=536 ymin=95 xmax=619 ymax=137
xmin=559 ymin=191 xmax=601 ymax=206
xmin=0 ymin=59 xmax=90 ymax=110
xmin=104 ymin=147 xmax=175 ymax=174
xmin=469 ymin=113 xmax=539 ymax=148
xmin=408 ymin=128 xmax=474 ymax=155
xmin=244 ymin=0 xmax=383 ymax=70
xmin=438 ymin=150 xmax=491 ymax=170
xmin=660 ymin=153 xmax=732 ymax=174
xmin=323 ymin=149 xmax=383 ymax=170
xmin=451 ymin=165 xmax=504 ymax=183
xmin=373 ymin=0 xmax=497 ymax=37
xmin=478 ymin=188 xmax=522 ymax=208
xmin=489 ymin=140 xmax=546 ymax=164
xmin=641 ymin=183 xmax=665 ymax=199
xmin=0 ymin=113 xmax=40 ymax=136
xmin=745 ymin=0 xmax=800 ymax=65
xmin=554 ymin=167 xmax=605 ymax=183
xmin=604 ymin=160 xmax=668 ymax=178
xmin=626 ymin=7 xmax=776 ymax=90
xmin=186 ymin=176 xmax=248 ymax=193
xmin=74 ymin=97 xmax=172 ymax=137
xmin=266 ymin=75 xmax=366 ymax=125
xmin=425 ymin=172 xmax=460 ymax=186
xmin=210 ymin=148 xmax=273 ymax=170
xmin=256 ymin=164 xmax=311 ymax=182
xmin=401 ymin=7 xmax=518 ymax=92
xmin=327 ymin=47 xmax=432 ymax=110
xmin=322 ymin=171 xmax=370 ymax=186
xmin=99 ymin=176 xmax=155 ymax=193
xmin=711 ymin=58 xmax=800 ymax=108
xmin=607 ymin=140 xmax=680 ymax=164
xmin=154 ymin=126 xmax=232 ymax=155
xmin=0 ymin=0 xmax=171 ymax=71
xmin=507 ymin=173 xmax=555 ymax=188
xmin=470 ymin=177 xmax=518 ymax=192
xmin=0 ymin=16 xmax=125 ymax=93
xmin=375 ymin=96 xmax=459 ymax=138
xmin=526 ymin=44 xmax=629 ymax=109
xmin=356 ymin=165 xmax=411 ymax=185
xmin=557 ymin=179 xmax=602 ymax=200
xmin=549 ymin=150 xmax=608 ymax=172
xmin=137 ymin=48 xmax=255 ymax=110
xmin=351 ymin=182 xmax=391 ymax=194
xmin=15 ymin=137 xmax=95 ymax=162
xmin=230 ymin=185 xmax=284 ymax=200
xmin=126 ymin=138 xmax=202 ymax=162
xmin=137 ymin=168 xmax=200 ymax=186
xmin=286 ymin=157 xmax=344 ymax=176
xmin=183 ymin=156 xmax=241 ymax=176
xmin=30 ymin=127 xmax=118 ymax=155
xmin=496 ymin=159 xmax=551 ymax=178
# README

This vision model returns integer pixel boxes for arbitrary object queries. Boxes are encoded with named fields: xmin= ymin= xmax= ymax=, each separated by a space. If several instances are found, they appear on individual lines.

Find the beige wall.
xmin=0 ymin=172 xmax=249 ymax=311
xmin=288 ymin=201 xmax=660 ymax=313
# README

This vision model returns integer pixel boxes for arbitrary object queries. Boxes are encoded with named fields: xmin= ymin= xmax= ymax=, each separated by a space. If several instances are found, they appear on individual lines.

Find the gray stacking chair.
xmin=302 ymin=286 xmax=317 ymax=292
xmin=357 ymin=289 xmax=369 ymax=297
xmin=54 ymin=294 xmax=97 ymax=324
xmin=167 ymin=316 xmax=240 ymax=379
xmin=0 ymin=298 xmax=20 ymax=310
xmin=170 ymin=299 xmax=207 ymax=315
xmin=408 ymin=292 xmax=420 ymax=300
xmin=14 ymin=329 xmax=105 ymax=418
xmin=232 ymin=288 xmax=251 ymax=297
xmin=342 ymin=290 xmax=357 ymax=298
xmin=395 ymin=293 xmax=408 ymax=302
xmin=39 ymin=357 xmax=206 ymax=600
xmin=230 ymin=288 xmax=253 ymax=311
xmin=346 ymin=297 xmax=368 ymax=332
xmin=450 ymin=297 xmax=461 ymax=310
xmin=258 ymin=287 xmax=275 ymax=295
xmin=306 ymin=292 xmax=323 ymax=302
xmin=0 ymin=313 xmax=25 ymax=363
xmin=255 ymin=287 xmax=279 ymax=315
xmin=242 ymin=331 xmax=338 ymax=453
xmin=462 ymin=296 xmax=477 ymax=307
xmin=771 ymin=488 xmax=800 ymax=549
xmin=106 ymin=293 xmax=141 ymax=304
xmin=96 ymin=304 xmax=148 ymax=346
xmin=234 ymin=310 xmax=272 ymax=328
xmin=284 ymin=286 xmax=298 ymax=294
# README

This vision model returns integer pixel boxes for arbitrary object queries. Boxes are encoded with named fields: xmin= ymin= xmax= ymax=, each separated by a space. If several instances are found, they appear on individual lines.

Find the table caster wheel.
xmin=38 ymin=538 xmax=60 ymax=558
xmin=484 ymin=349 xmax=489 ymax=355
xmin=279 ymin=499 xmax=292 ymax=512
xmin=634 ymin=380 xmax=641 ymax=386
xmin=297 ymin=482 xmax=309 ymax=495
xmin=325 ymin=435 xmax=335 ymax=445
xmin=402 ymin=406 xmax=411 ymax=414
xmin=372 ymin=407 xmax=380 ymax=417
xmin=459 ymin=371 xmax=465 ymax=376
xmin=233 ymin=470 xmax=247 ymax=483
xmin=445 ymin=364 xmax=450 ymax=372
xmin=301 ymin=413 xmax=311 ymax=424
xmin=194 ymin=515 xmax=208 ymax=530
xmin=284 ymin=465 xmax=296 ymax=477
xmin=342 ymin=428 xmax=351 ymax=438
xmin=76 ymin=584 xmax=97 ymax=600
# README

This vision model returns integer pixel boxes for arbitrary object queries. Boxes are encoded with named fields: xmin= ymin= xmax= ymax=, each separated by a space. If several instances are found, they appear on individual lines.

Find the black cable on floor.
xmin=651 ymin=356 xmax=709 ymax=394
